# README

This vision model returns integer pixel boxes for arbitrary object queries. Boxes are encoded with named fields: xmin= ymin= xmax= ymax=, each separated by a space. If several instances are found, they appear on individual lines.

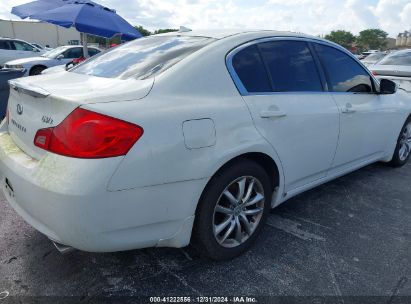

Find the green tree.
xmin=356 ymin=29 xmax=388 ymax=50
xmin=154 ymin=28 xmax=179 ymax=35
xmin=135 ymin=25 xmax=152 ymax=36
xmin=324 ymin=30 xmax=355 ymax=49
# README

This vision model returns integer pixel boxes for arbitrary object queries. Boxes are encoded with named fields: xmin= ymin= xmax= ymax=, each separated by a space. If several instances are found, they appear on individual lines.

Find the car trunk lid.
xmin=371 ymin=65 xmax=411 ymax=78
xmin=7 ymin=72 xmax=153 ymax=160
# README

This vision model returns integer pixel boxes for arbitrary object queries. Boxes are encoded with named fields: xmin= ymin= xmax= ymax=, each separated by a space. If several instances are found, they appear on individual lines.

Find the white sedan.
xmin=0 ymin=38 xmax=45 ymax=67
xmin=0 ymin=30 xmax=410 ymax=261
xmin=3 ymin=45 xmax=101 ymax=76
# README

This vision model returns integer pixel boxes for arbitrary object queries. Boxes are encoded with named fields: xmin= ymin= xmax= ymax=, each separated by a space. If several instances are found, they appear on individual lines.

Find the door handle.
xmin=342 ymin=103 xmax=356 ymax=114
xmin=260 ymin=110 xmax=287 ymax=118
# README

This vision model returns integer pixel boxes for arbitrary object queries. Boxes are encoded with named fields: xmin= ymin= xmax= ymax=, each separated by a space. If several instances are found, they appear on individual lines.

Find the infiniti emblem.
xmin=16 ymin=104 xmax=23 ymax=115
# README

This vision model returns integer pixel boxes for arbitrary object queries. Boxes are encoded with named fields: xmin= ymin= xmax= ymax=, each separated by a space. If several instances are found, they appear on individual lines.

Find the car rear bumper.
xmin=0 ymin=130 xmax=202 ymax=252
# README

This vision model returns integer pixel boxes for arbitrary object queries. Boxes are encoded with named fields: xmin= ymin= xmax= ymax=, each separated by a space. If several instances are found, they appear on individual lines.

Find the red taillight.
xmin=372 ymin=71 xmax=378 ymax=76
xmin=34 ymin=108 xmax=143 ymax=159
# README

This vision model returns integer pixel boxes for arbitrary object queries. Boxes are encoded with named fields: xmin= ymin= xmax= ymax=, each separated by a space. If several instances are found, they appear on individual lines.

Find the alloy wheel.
xmin=399 ymin=122 xmax=411 ymax=161
xmin=212 ymin=176 xmax=265 ymax=248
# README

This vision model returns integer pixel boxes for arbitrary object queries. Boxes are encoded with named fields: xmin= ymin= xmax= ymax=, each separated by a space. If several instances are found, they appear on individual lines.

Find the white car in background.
xmin=369 ymin=49 xmax=411 ymax=93
xmin=361 ymin=51 xmax=387 ymax=67
xmin=0 ymin=37 xmax=44 ymax=68
xmin=0 ymin=30 xmax=410 ymax=261
xmin=4 ymin=45 xmax=101 ymax=76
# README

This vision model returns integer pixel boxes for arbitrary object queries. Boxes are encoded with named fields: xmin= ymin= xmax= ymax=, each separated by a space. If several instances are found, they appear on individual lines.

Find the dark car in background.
xmin=0 ymin=69 xmax=25 ymax=119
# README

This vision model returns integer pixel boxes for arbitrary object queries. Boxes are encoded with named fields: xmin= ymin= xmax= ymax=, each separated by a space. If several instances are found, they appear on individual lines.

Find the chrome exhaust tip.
xmin=52 ymin=241 xmax=75 ymax=254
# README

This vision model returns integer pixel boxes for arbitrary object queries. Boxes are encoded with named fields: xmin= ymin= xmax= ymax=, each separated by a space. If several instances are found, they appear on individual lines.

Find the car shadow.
xmin=3 ymin=161 xmax=411 ymax=297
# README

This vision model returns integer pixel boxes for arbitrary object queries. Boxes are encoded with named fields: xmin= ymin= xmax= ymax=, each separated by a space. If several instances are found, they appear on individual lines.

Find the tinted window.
xmin=63 ymin=47 xmax=83 ymax=59
xmin=13 ymin=41 xmax=35 ymax=52
xmin=0 ymin=40 xmax=12 ymax=50
xmin=258 ymin=40 xmax=323 ymax=92
xmin=72 ymin=36 xmax=214 ymax=80
xmin=315 ymin=44 xmax=373 ymax=93
xmin=88 ymin=48 xmax=100 ymax=57
xmin=232 ymin=44 xmax=271 ymax=93
xmin=378 ymin=51 xmax=411 ymax=66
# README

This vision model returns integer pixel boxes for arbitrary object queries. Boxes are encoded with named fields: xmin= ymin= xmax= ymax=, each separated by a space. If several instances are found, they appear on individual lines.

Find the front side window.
xmin=378 ymin=51 xmax=411 ymax=66
xmin=63 ymin=47 xmax=83 ymax=59
xmin=231 ymin=44 xmax=271 ymax=93
xmin=72 ymin=36 xmax=215 ymax=80
xmin=13 ymin=41 xmax=35 ymax=52
xmin=315 ymin=44 xmax=373 ymax=93
xmin=258 ymin=40 xmax=323 ymax=92
xmin=88 ymin=49 xmax=100 ymax=57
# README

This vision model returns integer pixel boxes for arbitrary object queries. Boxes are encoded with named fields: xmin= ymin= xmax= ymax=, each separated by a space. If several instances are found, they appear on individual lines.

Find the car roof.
xmin=392 ymin=49 xmax=411 ymax=54
xmin=154 ymin=29 xmax=319 ymax=40
xmin=0 ymin=37 xmax=26 ymax=41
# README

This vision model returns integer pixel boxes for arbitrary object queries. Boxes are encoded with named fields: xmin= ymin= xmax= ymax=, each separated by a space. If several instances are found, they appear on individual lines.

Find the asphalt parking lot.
xmin=0 ymin=161 xmax=410 ymax=304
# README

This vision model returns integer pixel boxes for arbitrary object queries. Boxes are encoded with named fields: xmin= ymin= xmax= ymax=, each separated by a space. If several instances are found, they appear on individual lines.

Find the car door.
xmin=228 ymin=38 xmax=340 ymax=192
xmin=313 ymin=43 xmax=397 ymax=173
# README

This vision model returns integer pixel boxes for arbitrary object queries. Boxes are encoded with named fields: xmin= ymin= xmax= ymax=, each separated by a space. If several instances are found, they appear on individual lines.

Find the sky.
xmin=0 ymin=0 xmax=410 ymax=37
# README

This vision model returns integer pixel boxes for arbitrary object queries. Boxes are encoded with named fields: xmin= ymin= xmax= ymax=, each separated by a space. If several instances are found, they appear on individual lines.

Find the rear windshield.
xmin=364 ymin=53 xmax=385 ymax=61
xmin=378 ymin=51 xmax=411 ymax=66
xmin=71 ymin=36 xmax=215 ymax=80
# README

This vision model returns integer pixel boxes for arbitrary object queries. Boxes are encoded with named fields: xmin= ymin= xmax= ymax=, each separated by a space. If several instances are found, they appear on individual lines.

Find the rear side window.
xmin=0 ymin=40 xmax=10 ymax=50
xmin=232 ymin=45 xmax=271 ymax=93
xmin=72 ymin=36 xmax=215 ymax=80
xmin=0 ymin=40 xmax=14 ymax=50
xmin=258 ymin=40 xmax=323 ymax=92
xmin=314 ymin=44 xmax=373 ymax=93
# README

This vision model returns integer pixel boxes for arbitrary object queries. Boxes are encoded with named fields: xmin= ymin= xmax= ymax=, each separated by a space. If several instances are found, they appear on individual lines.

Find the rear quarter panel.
xmin=83 ymin=36 xmax=285 ymax=198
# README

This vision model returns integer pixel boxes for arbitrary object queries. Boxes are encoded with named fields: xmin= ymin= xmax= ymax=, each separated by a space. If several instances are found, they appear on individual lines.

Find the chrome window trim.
xmin=226 ymin=36 xmax=380 ymax=96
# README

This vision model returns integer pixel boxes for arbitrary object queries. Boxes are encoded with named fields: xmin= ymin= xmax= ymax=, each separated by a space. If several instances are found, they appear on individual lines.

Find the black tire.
xmin=389 ymin=117 xmax=411 ymax=167
xmin=192 ymin=159 xmax=272 ymax=261
xmin=29 ymin=66 xmax=46 ymax=76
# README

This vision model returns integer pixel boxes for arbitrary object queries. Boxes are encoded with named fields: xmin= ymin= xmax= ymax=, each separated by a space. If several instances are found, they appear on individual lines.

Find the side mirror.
xmin=56 ymin=54 xmax=64 ymax=60
xmin=65 ymin=61 xmax=75 ymax=71
xmin=379 ymin=79 xmax=397 ymax=94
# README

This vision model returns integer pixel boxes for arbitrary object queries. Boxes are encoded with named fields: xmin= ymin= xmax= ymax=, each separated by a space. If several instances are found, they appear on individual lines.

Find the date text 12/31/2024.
xmin=149 ymin=297 xmax=258 ymax=303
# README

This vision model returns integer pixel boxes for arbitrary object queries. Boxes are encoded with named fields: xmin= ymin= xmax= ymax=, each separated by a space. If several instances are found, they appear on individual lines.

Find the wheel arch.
xmin=29 ymin=65 xmax=48 ymax=75
xmin=382 ymin=112 xmax=411 ymax=163
xmin=198 ymin=150 xmax=285 ymax=211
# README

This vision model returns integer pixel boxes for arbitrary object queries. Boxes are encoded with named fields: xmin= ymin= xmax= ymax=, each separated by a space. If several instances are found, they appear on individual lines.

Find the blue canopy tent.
xmin=12 ymin=0 xmax=142 ymax=57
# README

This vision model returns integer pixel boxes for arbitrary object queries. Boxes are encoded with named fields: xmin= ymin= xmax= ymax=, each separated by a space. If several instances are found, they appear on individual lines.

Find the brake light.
xmin=372 ymin=71 xmax=378 ymax=76
xmin=34 ymin=108 xmax=143 ymax=159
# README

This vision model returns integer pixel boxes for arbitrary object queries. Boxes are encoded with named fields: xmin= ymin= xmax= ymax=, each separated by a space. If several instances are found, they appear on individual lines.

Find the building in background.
xmin=396 ymin=31 xmax=411 ymax=48
xmin=0 ymin=19 xmax=80 ymax=48
xmin=385 ymin=38 xmax=396 ymax=50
